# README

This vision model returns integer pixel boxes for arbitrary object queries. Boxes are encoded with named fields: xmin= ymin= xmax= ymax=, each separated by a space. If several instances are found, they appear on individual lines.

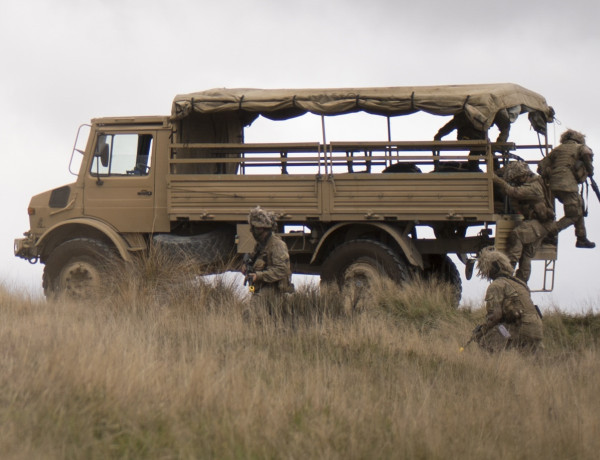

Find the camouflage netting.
xmin=503 ymin=161 xmax=532 ymax=183
xmin=248 ymin=206 xmax=275 ymax=228
xmin=560 ymin=129 xmax=586 ymax=144
xmin=477 ymin=246 xmax=514 ymax=280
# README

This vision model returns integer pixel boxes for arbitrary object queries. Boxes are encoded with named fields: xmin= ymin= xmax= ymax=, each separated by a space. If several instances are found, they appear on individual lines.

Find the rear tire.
xmin=321 ymin=240 xmax=408 ymax=311
xmin=321 ymin=239 xmax=408 ymax=285
xmin=43 ymin=238 xmax=116 ymax=299
xmin=424 ymin=254 xmax=462 ymax=307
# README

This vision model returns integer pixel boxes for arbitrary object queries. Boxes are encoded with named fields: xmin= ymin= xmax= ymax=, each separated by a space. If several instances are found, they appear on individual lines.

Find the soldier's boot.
xmin=576 ymin=237 xmax=596 ymax=249
xmin=542 ymin=221 xmax=559 ymax=245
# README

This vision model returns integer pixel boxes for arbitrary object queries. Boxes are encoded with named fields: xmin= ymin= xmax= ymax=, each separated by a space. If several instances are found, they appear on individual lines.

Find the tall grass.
xmin=1 ymin=252 xmax=599 ymax=459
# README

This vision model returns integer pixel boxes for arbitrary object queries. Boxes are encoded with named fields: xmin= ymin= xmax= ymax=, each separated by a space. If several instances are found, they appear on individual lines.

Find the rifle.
xmin=589 ymin=176 xmax=600 ymax=203
xmin=242 ymin=252 xmax=257 ymax=293
xmin=242 ymin=240 xmax=265 ymax=293
xmin=459 ymin=324 xmax=483 ymax=352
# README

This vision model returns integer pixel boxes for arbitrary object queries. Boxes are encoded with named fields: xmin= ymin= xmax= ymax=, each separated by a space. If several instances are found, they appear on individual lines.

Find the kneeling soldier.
xmin=473 ymin=247 xmax=543 ymax=353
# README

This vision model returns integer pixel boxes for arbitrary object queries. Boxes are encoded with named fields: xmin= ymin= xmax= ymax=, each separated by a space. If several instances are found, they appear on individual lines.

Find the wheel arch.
xmin=310 ymin=222 xmax=423 ymax=269
xmin=37 ymin=218 xmax=134 ymax=263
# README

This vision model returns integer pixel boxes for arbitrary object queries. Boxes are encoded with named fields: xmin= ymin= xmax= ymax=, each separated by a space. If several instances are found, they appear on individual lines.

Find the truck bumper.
xmin=14 ymin=234 xmax=39 ymax=262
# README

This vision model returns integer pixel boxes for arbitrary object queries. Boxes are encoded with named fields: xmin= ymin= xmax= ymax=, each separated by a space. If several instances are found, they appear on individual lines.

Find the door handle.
xmin=137 ymin=190 xmax=153 ymax=196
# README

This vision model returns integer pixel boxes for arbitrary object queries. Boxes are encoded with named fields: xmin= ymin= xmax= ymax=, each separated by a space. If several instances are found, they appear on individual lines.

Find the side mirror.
xmin=96 ymin=143 xmax=109 ymax=167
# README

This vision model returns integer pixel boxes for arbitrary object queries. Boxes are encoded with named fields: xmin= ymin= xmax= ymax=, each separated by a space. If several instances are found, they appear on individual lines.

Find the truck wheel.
xmin=321 ymin=240 xmax=408 ymax=310
xmin=43 ymin=238 xmax=116 ymax=299
xmin=424 ymin=255 xmax=462 ymax=307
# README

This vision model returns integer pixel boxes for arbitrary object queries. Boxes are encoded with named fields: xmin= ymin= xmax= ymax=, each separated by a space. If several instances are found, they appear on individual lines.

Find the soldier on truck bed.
xmin=433 ymin=108 xmax=512 ymax=171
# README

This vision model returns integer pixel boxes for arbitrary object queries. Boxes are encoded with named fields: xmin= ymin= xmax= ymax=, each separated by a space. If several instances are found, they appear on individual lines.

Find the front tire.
xmin=43 ymin=238 xmax=116 ymax=299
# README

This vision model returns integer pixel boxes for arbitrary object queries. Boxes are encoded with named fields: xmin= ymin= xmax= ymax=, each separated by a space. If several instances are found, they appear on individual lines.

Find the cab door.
xmin=83 ymin=131 xmax=155 ymax=232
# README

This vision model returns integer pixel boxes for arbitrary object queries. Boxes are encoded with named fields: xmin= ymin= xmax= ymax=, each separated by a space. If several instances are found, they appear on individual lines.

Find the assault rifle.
xmin=459 ymin=324 xmax=512 ymax=352
xmin=242 ymin=252 xmax=257 ymax=293
xmin=459 ymin=324 xmax=483 ymax=352
xmin=589 ymin=177 xmax=600 ymax=203
xmin=242 ymin=240 xmax=265 ymax=293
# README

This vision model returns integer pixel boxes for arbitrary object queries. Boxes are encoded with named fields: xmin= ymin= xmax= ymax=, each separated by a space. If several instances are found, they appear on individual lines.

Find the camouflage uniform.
xmin=475 ymin=247 xmax=543 ymax=353
xmin=245 ymin=206 xmax=293 ymax=319
xmin=493 ymin=161 xmax=555 ymax=283
xmin=250 ymin=233 xmax=293 ymax=296
xmin=434 ymin=109 xmax=511 ymax=143
xmin=538 ymin=129 xmax=594 ymax=247
xmin=434 ymin=109 xmax=511 ymax=171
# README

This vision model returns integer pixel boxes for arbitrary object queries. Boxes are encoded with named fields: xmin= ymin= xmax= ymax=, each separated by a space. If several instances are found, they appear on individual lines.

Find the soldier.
xmin=493 ymin=161 xmax=556 ymax=283
xmin=472 ymin=247 xmax=543 ymax=353
xmin=538 ymin=129 xmax=595 ymax=248
xmin=434 ymin=109 xmax=511 ymax=171
xmin=243 ymin=206 xmax=293 ymax=319
xmin=434 ymin=109 xmax=512 ymax=143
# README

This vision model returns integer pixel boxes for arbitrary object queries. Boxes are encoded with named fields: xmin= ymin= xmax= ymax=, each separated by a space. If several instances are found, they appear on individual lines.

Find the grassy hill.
xmin=1 ymin=254 xmax=599 ymax=459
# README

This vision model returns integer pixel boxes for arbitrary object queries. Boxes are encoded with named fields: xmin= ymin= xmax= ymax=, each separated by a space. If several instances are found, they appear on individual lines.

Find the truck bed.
xmin=167 ymin=172 xmax=495 ymax=223
xmin=167 ymin=141 xmax=496 ymax=223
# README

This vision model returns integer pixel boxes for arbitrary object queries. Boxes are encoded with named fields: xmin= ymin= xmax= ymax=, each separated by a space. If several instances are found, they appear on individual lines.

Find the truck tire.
xmin=424 ymin=254 xmax=462 ymax=308
xmin=152 ymin=228 xmax=235 ymax=266
xmin=321 ymin=239 xmax=408 ymax=287
xmin=321 ymin=240 xmax=409 ymax=311
xmin=43 ymin=238 xmax=116 ymax=299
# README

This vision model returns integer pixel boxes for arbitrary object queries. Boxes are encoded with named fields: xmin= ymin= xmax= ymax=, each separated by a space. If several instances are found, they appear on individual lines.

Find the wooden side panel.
xmin=168 ymin=174 xmax=321 ymax=220
xmin=168 ymin=172 xmax=496 ymax=222
xmin=327 ymin=173 xmax=494 ymax=220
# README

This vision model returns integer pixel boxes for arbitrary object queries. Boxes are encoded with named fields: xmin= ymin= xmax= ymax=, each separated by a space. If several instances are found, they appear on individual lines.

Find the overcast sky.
xmin=1 ymin=0 xmax=599 ymax=312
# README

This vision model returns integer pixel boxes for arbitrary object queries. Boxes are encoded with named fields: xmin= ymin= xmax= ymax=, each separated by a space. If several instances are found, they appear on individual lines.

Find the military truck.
xmin=14 ymin=83 xmax=557 ymax=301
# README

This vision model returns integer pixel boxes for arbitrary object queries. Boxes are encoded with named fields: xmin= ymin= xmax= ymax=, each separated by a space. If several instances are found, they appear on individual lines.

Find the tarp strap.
xmin=462 ymin=95 xmax=470 ymax=109
xmin=410 ymin=91 xmax=415 ymax=110
xmin=238 ymin=95 xmax=245 ymax=111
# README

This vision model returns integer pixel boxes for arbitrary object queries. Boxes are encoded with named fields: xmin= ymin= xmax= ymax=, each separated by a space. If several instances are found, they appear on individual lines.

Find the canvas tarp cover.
xmin=171 ymin=83 xmax=554 ymax=133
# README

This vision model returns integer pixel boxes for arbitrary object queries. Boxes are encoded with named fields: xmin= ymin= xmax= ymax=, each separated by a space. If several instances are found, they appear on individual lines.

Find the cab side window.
xmin=91 ymin=133 xmax=153 ymax=176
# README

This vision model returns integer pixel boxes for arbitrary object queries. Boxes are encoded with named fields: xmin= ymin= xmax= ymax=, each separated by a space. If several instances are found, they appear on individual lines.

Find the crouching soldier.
xmin=473 ymin=247 xmax=543 ymax=353
xmin=243 ymin=206 xmax=293 ymax=320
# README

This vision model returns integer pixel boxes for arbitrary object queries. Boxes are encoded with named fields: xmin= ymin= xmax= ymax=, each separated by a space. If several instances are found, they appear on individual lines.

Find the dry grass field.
xmin=1 ymin=251 xmax=599 ymax=459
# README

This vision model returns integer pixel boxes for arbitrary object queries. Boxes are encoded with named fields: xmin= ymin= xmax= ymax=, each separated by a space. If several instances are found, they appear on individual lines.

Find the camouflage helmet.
xmin=503 ymin=161 xmax=531 ymax=183
xmin=560 ymin=129 xmax=586 ymax=144
xmin=476 ymin=246 xmax=513 ymax=280
xmin=248 ymin=206 xmax=275 ymax=228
